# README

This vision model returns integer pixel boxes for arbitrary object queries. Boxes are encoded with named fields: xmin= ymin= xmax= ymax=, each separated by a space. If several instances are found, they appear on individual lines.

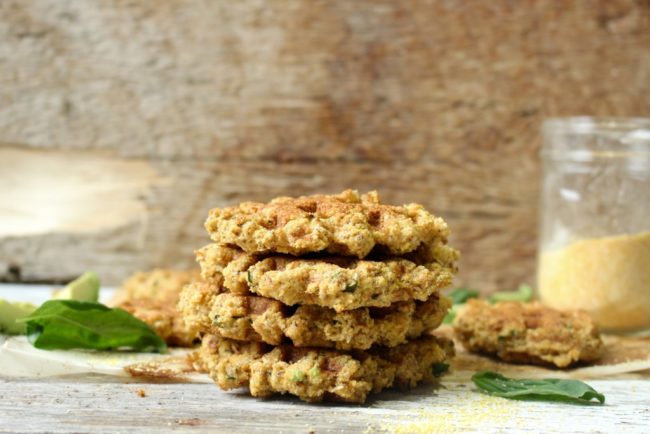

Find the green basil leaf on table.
xmin=431 ymin=362 xmax=450 ymax=377
xmin=472 ymin=371 xmax=605 ymax=405
xmin=488 ymin=284 xmax=533 ymax=303
xmin=442 ymin=304 xmax=459 ymax=324
xmin=447 ymin=287 xmax=480 ymax=305
xmin=442 ymin=287 xmax=480 ymax=324
xmin=19 ymin=300 xmax=167 ymax=353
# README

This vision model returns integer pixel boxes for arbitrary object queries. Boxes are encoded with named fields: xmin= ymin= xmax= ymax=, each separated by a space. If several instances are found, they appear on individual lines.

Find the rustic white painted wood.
xmin=2 ymin=285 xmax=649 ymax=433
xmin=1 ymin=376 xmax=649 ymax=433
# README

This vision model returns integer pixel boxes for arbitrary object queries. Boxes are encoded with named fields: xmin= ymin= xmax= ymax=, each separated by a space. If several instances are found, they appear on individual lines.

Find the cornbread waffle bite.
xmin=198 ymin=334 xmax=454 ymax=403
xmin=196 ymin=243 xmax=458 ymax=312
xmin=454 ymin=299 xmax=603 ymax=368
xmin=205 ymin=190 xmax=450 ymax=258
xmin=111 ymin=269 xmax=200 ymax=346
xmin=178 ymin=281 xmax=451 ymax=350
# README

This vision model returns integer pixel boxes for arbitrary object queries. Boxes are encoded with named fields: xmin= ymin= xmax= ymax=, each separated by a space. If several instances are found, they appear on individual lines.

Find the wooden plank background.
xmin=1 ymin=0 xmax=649 ymax=290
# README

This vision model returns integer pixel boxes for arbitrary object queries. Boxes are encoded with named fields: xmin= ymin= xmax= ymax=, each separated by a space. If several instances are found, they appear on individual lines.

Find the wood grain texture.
xmin=1 ymin=0 xmax=649 ymax=289
xmin=1 ymin=376 xmax=649 ymax=433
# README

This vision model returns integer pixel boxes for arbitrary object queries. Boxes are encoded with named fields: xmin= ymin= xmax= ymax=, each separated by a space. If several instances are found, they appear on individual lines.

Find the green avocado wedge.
xmin=52 ymin=271 xmax=100 ymax=302
xmin=0 ymin=299 xmax=37 ymax=335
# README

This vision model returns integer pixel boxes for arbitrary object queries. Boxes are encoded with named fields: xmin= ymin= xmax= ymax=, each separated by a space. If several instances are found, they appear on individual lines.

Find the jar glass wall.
xmin=537 ymin=117 xmax=650 ymax=332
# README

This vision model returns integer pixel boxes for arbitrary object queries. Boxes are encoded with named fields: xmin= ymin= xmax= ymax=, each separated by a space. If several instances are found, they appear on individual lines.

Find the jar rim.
xmin=541 ymin=117 xmax=650 ymax=159
xmin=542 ymin=116 xmax=650 ymax=136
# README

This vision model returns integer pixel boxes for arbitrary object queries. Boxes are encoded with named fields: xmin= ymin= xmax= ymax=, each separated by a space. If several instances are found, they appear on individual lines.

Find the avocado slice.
xmin=52 ymin=271 xmax=100 ymax=302
xmin=0 ymin=299 xmax=37 ymax=335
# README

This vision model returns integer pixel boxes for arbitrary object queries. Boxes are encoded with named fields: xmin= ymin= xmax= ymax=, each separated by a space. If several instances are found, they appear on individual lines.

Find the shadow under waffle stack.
xmin=179 ymin=190 xmax=459 ymax=403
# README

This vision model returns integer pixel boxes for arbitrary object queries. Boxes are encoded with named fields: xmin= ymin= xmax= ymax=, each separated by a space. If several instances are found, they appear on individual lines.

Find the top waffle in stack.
xmin=179 ymin=190 xmax=458 ymax=402
xmin=204 ymin=190 xmax=450 ymax=258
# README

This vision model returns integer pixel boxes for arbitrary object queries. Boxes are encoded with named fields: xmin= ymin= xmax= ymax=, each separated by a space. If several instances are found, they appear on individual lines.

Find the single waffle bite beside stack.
xmin=178 ymin=190 xmax=459 ymax=403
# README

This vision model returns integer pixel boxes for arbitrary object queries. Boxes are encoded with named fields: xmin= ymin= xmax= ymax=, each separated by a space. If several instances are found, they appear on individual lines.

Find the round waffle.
xmin=204 ymin=190 xmax=450 ymax=258
xmin=196 ymin=243 xmax=458 ymax=312
xmin=178 ymin=281 xmax=451 ymax=350
xmin=198 ymin=333 xmax=454 ymax=403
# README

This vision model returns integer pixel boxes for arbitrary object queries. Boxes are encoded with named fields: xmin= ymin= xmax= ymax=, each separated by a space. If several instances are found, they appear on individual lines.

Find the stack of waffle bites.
xmin=179 ymin=190 xmax=459 ymax=403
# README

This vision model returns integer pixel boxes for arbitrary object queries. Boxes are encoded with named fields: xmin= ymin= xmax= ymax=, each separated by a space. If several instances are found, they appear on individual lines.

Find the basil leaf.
xmin=488 ymin=284 xmax=533 ymax=303
xmin=20 ymin=300 xmax=167 ymax=353
xmin=447 ymin=287 xmax=480 ymax=305
xmin=432 ymin=362 xmax=450 ymax=377
xmin=442 ymin=304 xmax=460 ymax=324
xmin=442 ymin=287 xmax=479 ymax=324
xmin=343 ymin=281 xmax=358 ymax=293
xmin=472 ymin=371 xmax=605 ymax=405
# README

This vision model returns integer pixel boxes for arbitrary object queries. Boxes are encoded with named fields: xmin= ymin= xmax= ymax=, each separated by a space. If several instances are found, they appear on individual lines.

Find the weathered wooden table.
xmin=2 ymin=285 xmax=649 ymax=433
xmin=2 ymin=375 xmax=649 ymax=433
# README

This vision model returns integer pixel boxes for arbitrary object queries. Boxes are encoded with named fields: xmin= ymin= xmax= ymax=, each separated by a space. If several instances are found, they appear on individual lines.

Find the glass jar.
xmin=537 ymin=117 xmax=650 ymax=333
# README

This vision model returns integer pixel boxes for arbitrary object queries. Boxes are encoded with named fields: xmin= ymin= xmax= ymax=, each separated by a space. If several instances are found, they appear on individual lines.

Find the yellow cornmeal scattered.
xmin=368 ymin=391 xmax=518 ymax=433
